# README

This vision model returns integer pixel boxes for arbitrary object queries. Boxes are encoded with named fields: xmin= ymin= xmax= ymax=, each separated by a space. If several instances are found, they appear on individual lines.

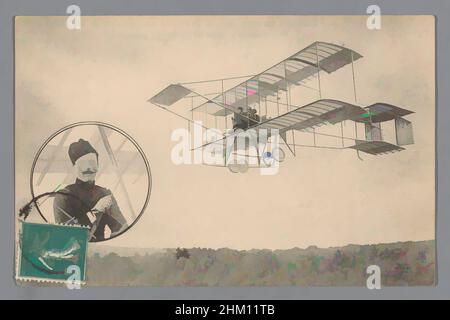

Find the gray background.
xmin=0 ymin=0 xmax=447 ymax=299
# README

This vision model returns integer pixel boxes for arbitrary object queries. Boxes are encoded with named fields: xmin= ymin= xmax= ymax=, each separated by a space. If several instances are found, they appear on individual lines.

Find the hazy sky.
xmin=15 ymin=16 xmax=435 ymax=250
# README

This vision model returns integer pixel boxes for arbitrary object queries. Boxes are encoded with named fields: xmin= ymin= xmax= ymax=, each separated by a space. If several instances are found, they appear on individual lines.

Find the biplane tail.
xmin=350 ymin=102 xmax=414 ymax=155
xmin=348 ymin=140 xmax=405 ymax=155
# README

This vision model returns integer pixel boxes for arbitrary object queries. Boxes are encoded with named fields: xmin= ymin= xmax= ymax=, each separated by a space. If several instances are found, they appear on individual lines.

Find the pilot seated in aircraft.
xmin=53 ymin=139 xmax=128 ymax=241
xmin=232 ymin=107 xmax=249 ymax=130
xmin=248 ymin=107 xmax=260 ymax=125
xmin=232 ymin=107 xmax=261 ymax=130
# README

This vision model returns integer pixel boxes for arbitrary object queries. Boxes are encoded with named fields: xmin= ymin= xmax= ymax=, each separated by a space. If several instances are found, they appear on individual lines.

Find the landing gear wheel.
xmin=228 ymin=161 xmax=249 ymax=174
xmin=228 ymin=163 xmax=240 ymax=173
xmin=272 ymin=147 xmax=286 ymax=162
xmin=238 ymin=162 xmax=249 ymax=173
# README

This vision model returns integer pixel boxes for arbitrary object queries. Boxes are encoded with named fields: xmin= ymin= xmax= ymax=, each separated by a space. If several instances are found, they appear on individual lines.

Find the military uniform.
xmin=53 ymin=179 xmax=128 ymax=241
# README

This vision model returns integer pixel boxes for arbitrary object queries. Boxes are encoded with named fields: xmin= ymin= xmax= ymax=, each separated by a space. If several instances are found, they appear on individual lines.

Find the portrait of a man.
xmin=53 ymin=139 xmax=128 ymax=241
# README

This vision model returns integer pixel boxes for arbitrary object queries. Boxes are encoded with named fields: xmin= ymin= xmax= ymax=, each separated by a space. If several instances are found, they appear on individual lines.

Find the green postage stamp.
xmin=16 ymin=222 xmax=89 ymax=285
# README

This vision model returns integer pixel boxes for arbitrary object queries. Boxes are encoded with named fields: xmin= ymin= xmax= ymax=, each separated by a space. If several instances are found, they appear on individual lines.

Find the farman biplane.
xmin=149 ymin=41 xmax=415 ymax=173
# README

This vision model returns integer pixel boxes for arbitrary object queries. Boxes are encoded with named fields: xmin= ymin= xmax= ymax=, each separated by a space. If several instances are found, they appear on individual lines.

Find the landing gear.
xmin=228 ymin=161 xmax=249 ymax=174
xmin=262 ymin=147 xmax=286 ymax=166
xmin=272 ymin=147 xmax=286 ymax=162
xmin=227 ymin=148 xmax=285 ymax=173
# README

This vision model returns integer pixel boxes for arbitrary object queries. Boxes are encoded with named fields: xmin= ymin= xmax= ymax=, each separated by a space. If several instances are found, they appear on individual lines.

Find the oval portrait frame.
xmin=29 ymin=121 xmax=152 ymax=243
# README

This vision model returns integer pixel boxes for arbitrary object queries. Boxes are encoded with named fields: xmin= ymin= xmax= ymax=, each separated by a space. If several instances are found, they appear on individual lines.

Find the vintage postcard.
xmin=15 ymin=16 xmax=435 ymax=287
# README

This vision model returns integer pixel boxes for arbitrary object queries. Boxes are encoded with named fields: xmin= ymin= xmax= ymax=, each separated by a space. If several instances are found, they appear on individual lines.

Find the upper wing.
xmin=193 ymin=41 xmax=363 ymax=116
xmin=252 ymin=99 xmax=366 ymax=133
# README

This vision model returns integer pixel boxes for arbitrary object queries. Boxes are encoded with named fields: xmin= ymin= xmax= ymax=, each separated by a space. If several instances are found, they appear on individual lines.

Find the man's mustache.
xmin=82 ymin=169 xmax=97 ymax=174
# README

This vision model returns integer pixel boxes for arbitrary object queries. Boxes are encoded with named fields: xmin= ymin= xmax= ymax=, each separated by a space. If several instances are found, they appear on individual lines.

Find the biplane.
xmin=149 ymin=41 xmax=415 ymax=173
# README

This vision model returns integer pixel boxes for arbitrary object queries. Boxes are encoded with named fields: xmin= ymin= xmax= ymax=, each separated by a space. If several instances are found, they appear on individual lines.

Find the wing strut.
xmin=350 ymin=50 xmax=363 ymax=161
xmin=280 ymin=131 xmax=295 ymax=156
xmin=315 ymin=42 xmax=322 ymax=99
